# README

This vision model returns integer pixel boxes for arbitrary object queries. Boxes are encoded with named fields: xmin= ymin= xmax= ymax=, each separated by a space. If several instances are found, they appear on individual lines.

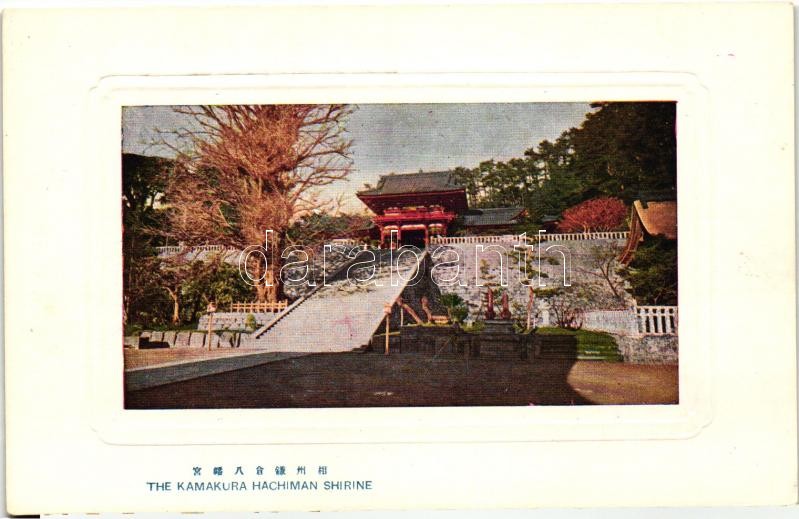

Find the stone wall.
xmin=429 ymin=238 xmax=632 ymax=325
xmin=197 ymin=312 xmax=279 ymax=331
xmin=613 ymin=334 xmax=679 ymax=364
xmin=374 ymin=324 xmax=532 ymax=361
xmin=129 ymin=330 xmax=250 ymax=349
xmin=156 ymin=246 xmax=240 ymax=265
xmin=580 ymin=309 xmax=639 ymax=335
xmin=158 ymin=243 xmax=361 ymax=301
xmin=282 ymin=244 xmax=362 ymax=299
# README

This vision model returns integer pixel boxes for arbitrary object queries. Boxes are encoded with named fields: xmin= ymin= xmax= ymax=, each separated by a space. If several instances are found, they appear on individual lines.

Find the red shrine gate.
xmin=357 ymin=171 xmax=468 ymax=248
xmin=374 ymin=205 xmax=456 ymax=248
xmin=357 ymin=170 xmax=525 ymax=248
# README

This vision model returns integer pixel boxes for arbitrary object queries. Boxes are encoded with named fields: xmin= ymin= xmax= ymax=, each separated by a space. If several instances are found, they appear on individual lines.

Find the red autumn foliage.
xmin=557 ymin=197 xmax=627 ymax=233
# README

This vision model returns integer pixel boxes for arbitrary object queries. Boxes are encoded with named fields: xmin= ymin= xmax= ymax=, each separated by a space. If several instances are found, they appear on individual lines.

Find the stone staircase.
xmin=243 ymin=248 xmax=425 ymax=352
xmin=282 ymin=244 xmax=363 ymax=299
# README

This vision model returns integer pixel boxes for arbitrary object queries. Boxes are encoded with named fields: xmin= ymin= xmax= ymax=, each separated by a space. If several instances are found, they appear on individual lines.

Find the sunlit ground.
xmin=124 ymin=347 xmax=259 ymax=370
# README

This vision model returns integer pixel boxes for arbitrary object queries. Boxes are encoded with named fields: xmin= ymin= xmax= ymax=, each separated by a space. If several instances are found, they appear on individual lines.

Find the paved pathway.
xmin=124 ymin=349 xmax=306 ymax=392
xmin=126 ymin=352 xmax=678 ymax=408
xmin=124 ymin=348 xmax=259 ymax=370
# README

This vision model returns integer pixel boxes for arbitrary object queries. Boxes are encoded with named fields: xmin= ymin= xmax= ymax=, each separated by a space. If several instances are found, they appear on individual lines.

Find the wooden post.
xmin=383 ymin=302 xmax=393 ymax=356
xmin=526 ymin=285 xmax=535 ymax=331
xmin=206 ymin=302 xmax=217 ymax=350
xmin=385 ymin=315 xmax=390 ymax=355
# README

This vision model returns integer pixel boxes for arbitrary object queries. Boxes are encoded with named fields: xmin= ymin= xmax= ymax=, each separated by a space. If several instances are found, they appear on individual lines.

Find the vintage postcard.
xmin=3 ymin=3 xmax=796 ymax=514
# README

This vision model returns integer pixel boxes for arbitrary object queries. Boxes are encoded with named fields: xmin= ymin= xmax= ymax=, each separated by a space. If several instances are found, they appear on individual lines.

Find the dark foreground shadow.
xmin=125 ymin=351 xmax=598 ymax=409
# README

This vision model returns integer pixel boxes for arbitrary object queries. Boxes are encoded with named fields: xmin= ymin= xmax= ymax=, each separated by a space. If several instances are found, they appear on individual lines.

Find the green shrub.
xmin=618 ymin=235 xmax=677 ymax=305
xmin=533 ymin=287 xmax=562 ymax=298
xmin=440 ymin=293 xmax=465 ymax=308
xmin=244 ymin=313 xmax=257 ymax=331
xmin=536 ymin=326 xmax=574 ymax=335
xmin=462 ymin=321 xmax=486 ymax=333
xmin=450 ymin=305 xmax=468 ymax=323
xmin=440 ymin=293 xmax=468 ymax=324
xmin=536 ymin=327 xmax=617 ymax=349
xmin=125 ymin=324 xmax=143 ymax=336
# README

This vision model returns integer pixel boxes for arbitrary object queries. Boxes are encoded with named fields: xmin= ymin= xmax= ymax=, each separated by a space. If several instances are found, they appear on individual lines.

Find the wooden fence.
xmin=228 ymin=301 xmax=288 ymax=313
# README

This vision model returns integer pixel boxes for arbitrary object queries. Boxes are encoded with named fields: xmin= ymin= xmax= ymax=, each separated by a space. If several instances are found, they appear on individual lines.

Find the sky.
xmin=122 ymin=103 xmax=593 ymax=211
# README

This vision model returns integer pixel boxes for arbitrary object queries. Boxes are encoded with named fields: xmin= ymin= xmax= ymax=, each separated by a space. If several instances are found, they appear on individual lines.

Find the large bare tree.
xmin=162 ymin=104 xmax=354 ymax=302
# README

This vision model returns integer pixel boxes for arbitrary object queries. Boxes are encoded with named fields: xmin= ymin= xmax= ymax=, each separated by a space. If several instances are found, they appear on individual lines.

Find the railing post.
xmin=663 ymin=308 xmax=673 ymax=334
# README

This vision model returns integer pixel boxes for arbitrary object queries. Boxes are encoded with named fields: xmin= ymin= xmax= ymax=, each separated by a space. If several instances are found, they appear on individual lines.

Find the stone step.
xmin=250 ymin=250 xmax=425 ymax=353
xmin=538 ymin=356 xmax=622 ymax=362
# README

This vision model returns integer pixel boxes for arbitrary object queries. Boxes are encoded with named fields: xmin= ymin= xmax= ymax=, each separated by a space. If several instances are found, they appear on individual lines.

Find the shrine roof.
xmin=357 ymin=171 xmax=465 ymax=197
xmin=463 ymin=207 xmax=526 ymax=227
xmin=632 ymin=199 xmax=677 ymax=239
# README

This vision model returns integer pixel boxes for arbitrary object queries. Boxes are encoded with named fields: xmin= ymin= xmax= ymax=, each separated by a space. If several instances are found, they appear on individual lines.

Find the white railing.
xmin=430 ymin=235 xmax=523 ymax=244
xmin=158 ymin=233 xmax=629 ymax=253
xmin=329 ymin=238 xmax=360 ymax=247
xmin=155 ymin=245 xmax=183 ymax=254
xmin=155 ymin=244 xmax=239 ymax=256
xmin=534 ymin=231 xmax=629 ymax=242
xmin=635 ymin=306 xmax=678 ymax=335
xmin=430 ymin=232 xmax=629 ymax=245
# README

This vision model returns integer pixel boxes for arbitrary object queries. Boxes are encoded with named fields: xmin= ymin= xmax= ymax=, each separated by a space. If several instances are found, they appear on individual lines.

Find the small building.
xmin=462 ymin=207 xmax=527 ymax=235
xmin=539 ymin=214 xmax=561 ymax=234
xmin=619 ymin=199 xmax=678 ymax=265
xmin=356 ymin=171 xmax=524 ymax=247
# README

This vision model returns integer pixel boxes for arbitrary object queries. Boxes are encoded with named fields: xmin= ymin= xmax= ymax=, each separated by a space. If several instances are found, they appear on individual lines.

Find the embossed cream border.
xmin=87 ymin=72 xmax=711 ymax=445
xmin=4 ymin=5 xmax=795 ymax=513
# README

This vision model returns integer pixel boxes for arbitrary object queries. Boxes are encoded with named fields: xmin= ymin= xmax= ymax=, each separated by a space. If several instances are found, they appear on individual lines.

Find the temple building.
xmin=619 ymin=199 xmax=678 ymax=265
xmin=356 ymin=171 xmax=526 ymax=247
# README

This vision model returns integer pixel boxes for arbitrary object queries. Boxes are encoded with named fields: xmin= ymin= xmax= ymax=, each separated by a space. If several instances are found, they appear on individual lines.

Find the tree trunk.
xmin=600 ymin=258 xmax=624 ymax=303
xmin=526 ymin=286 xmax=535 ymax=331
xmin=252 ymin=232 xmax=286 ymax=303
xmin=253 ymin=264 xmax=282 ymax=303
xmin=166 ymin=287 xmax=180 ymax=325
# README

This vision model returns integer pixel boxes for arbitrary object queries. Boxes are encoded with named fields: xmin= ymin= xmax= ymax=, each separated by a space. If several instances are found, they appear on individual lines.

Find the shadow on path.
xmin=126 ymin=352 xmax=608 ymax=409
